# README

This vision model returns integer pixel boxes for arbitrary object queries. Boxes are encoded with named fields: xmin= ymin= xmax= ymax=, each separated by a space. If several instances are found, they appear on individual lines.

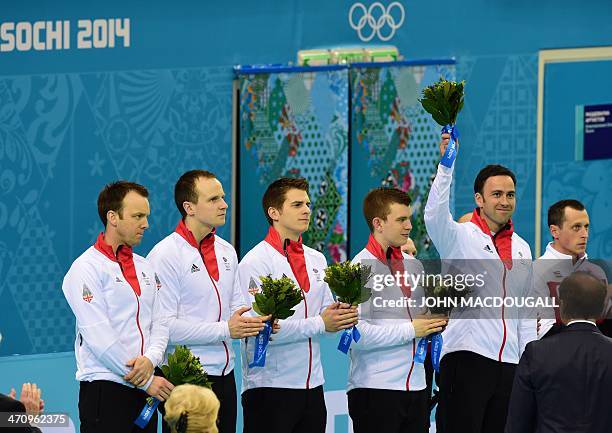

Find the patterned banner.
xmin=238 ymin=68 xmax=349 ymax=263
xmin=350 ymin=62 xmax=456 ymax=259
xmin=0 ymin=67 xmax=233 ymax=356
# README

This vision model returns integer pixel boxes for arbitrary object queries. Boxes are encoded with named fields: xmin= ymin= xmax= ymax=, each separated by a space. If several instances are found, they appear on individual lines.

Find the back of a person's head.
xmin=559 ymin=271 xmax=607 ymax=322
xmin=165 ymin=384 xmax=220 ymax=433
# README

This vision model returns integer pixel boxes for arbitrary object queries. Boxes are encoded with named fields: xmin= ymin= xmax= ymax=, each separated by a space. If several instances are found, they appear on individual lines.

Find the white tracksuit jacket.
xmin=424 ymin=163 xmax=537 ymax=364
xmin=238 ymin=227 xmax=335 ymax=392
xmin=348 ymin=247 xmax=427 ymax=392
xmin=534 ymin=242 xmax=608 ymax=338
xmin=62 ymin=235 xmax=168 ymax=390
xmin=147 ymin=222 xmax=245 ymax=376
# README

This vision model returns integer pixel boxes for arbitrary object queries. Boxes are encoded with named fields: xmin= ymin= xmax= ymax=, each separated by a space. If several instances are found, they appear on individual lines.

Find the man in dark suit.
xmin=505 ymin=271 xmax=612 ymax=433
xmin=0 ymin=383 xmax=43 ymax=433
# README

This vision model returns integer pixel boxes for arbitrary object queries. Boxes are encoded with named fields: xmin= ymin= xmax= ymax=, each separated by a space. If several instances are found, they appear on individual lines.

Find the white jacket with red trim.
xmin=424 ymin=163 xmax=536 ymax=364
xmin=534 ymin=242 xmax=608 ymax=339
xmin=62 ymin=236 xmax=168 ymax=389
xmin=147 ymin=224 xmax=245 ymax=376
xmin=348 ymin=247 xmax=426 ymax=392
xmin=238 ymin=228 xmax=335 ymax=392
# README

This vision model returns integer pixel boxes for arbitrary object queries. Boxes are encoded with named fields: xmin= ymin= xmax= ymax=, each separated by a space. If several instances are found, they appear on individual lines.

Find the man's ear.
xmin=550 ymin=224 xmax=560 ymax=241
xmin=268 ymin=207 xmax=280 ymax=223
xmin=372 ymin=217 xmax=384 ymax=233
xmin=474 ymin=192 xmax=484 ymax=208
xmin=107 ymin=210 xmax=118 ymax=227
xmin=183 ymin=201 xmax=194 ymax=217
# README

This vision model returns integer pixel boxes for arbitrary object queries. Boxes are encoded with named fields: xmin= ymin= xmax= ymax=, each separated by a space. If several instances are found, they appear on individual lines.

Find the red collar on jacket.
xmin=94 ymin=232 xmax=141 ymax=296
xmin=365 ymin=234 xmax=411 ymax=298
xmin=265 ymin=226 xmax=310 ymax=293
xmin=470 ymin=208 xmax=514 ymax=270
xmin=175 ymin=219 xmax=219 ymax=282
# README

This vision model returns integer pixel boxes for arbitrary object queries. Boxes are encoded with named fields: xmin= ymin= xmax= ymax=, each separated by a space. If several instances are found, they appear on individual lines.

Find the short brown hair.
xmin=548 ymin=199 xmax=585 ymax=228
xmin=559 ymin=271 xmax=607 ymax=320
xmin=174 ymin=170 xmax=217 ymax=218
xmin=262 ymin=177 xmax=309 ymax=225
xmin=363 ymin=187 xmax=411 ymax=232
xmin=97 ymin=181 xmax=149 ymax=227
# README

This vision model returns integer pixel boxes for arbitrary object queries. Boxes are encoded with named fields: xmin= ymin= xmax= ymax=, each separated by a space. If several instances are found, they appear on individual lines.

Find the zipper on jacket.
xmin=118 ymin=261 xmax=145 ymax=356
xmin=134 ymin=293 xmax=145 ymax=355
xmin=405 ymin=339 xmax=415 ymax=391
xmin=201 ymin=252 xmax=229 ymax=374
xmin=284 ymin=245 xmax=313 ymax=389
xmin=498 ymin=265 xmax=508 ymax=361
xmin=385 ymin=249 xmax=415 ymax=390
xmin=221 ymin=341 xmax=230 ymax=375
xmin=492 ymin=235 xmax=508 ymax=361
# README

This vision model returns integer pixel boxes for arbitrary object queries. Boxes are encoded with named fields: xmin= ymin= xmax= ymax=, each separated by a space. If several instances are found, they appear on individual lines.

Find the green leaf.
xmin=265 ymin=296 xmax=276 ymax=314
xmin=443 ymin=80 xmax=451 ymax=98
xmin=420 ymin=98 xmax=441 ymax=118
xmin=252 ymin=301 xmax=263 ymax=316
xmin=432 ymin=111 xmax=448 ymax=127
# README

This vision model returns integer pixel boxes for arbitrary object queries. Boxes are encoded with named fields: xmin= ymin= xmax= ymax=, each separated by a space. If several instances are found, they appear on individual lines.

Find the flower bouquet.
xmin=249 ymin=275 xmax=303 ymax=367
xmin=419 ymin=78 xmax=465 ymax=168
xmin=324 ymin=261 xmax=372 ymax=353
xmin=135 ymin=345 xmax=211 ymax=428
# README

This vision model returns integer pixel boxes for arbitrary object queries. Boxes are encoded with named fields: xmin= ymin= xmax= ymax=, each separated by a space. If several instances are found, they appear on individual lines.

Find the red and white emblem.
xmin=248 ymin=277 xmax=260 ymax=296
xmin=82 ymin=284 xmax=94 ymax=303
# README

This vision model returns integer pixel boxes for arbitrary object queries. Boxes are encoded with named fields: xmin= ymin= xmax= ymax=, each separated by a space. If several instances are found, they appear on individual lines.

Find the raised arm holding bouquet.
xmin=324 ymin=261 xmax=372 ymax=353
xmin=419 ymin=78 xmax=465 ymax=168
xmin=423 ymin=74 xmax=536 ymax=433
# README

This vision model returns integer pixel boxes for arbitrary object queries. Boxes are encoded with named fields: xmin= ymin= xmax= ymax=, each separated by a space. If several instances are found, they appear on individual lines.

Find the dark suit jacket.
xmin=0 ymin=393 xmax=42 ymax=433
xmin=505 ymin=322 xmax=612 ymax=433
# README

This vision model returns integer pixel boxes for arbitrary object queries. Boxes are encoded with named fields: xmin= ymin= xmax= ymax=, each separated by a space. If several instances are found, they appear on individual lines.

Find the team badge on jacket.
xmin=313 ymin=268 xmax=322 ymax=282
xmin=154 ymin=273 xmax=162 ymax=290
xmin=248 ymin=277 xmax=260 ymax=296
xmin=141 ymin=272 xmax=151 ymax=286
xmin=191 ymin=264 xmax=200 ymax=273
xmin=222 ymin=256 xmax=231 ymax=271
xmin=82 ymin=284 xmax=93 ymax=303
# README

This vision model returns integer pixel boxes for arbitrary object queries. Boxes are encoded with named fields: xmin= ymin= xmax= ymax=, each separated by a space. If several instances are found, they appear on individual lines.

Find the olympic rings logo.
xmin=349 ymin=2 xmax=405 ymax=42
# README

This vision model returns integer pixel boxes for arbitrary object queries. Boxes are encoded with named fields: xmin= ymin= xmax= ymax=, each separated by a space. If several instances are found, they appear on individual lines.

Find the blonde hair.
xmin=164 ymin=384 xmax=220 ymax=433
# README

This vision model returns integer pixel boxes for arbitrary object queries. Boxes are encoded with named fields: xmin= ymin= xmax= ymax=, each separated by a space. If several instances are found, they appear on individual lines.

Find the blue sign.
xmin=576 ymin=103 xmax=612 ymax=161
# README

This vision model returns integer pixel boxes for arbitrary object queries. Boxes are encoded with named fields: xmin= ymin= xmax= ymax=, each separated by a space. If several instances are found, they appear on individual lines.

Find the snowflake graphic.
xmin=88 ymin=152 xmax=106 ymax=176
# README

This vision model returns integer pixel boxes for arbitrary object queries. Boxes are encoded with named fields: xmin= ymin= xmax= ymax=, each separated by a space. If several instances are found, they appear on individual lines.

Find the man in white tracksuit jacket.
xmin=424 ymin=134 xmax=536 ymax=433
xmin=62 ymin=181 xmax=173 ymax=433
xmin=147 ymin=170 xmax=268 ymax=433
xmin=534 ymin=199 xmax=608 ymax=339
xmin=348 ymin=187 xmax=447 ymax=433
xmin=238 ymin=177 xmax=358 ymax=433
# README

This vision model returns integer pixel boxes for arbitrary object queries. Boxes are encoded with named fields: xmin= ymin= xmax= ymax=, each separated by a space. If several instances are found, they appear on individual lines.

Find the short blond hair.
xmin=164 ymin=384 xmax=220 ymax=433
